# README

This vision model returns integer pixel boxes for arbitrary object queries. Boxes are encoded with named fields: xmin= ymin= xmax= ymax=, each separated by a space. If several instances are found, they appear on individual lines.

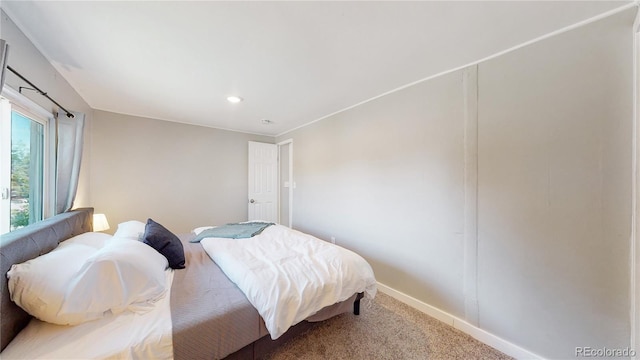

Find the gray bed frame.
xmin=0 ymin=207 xmax=94 ymax=352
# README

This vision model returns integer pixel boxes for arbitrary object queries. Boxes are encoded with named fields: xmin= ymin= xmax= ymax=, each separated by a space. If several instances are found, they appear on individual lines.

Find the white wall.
xmin=91 ymin=110 xmax=273 ymax=233
xmin=476 ymin=9 xmax=633 ymax=356
xmin=277 ymin=8 xmax=635 ymax=359
xmin=284 ymin=69 xmax=468 ymax=317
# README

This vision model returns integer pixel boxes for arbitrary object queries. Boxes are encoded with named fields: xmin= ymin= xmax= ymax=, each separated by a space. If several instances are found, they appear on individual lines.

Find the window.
xmin=0 ymin=87 xmax=54 ymax=234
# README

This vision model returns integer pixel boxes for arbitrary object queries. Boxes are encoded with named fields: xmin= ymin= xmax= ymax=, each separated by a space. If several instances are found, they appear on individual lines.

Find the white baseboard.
xmin=376 ymin=282 xmax=544 ymax=360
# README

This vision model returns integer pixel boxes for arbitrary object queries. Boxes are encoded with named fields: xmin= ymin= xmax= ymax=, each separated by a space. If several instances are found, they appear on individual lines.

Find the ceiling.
xmin=1 ymin=1 xmax=631 ymax=136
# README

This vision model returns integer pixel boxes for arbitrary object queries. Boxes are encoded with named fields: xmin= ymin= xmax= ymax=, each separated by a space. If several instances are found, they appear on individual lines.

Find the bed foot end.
xmin=354 ymin=292 xmax=364 ymax=315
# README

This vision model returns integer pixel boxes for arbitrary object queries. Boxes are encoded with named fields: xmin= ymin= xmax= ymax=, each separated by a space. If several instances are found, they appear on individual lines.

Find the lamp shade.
xmin=93 ymin=213 xmax=110 ymax=232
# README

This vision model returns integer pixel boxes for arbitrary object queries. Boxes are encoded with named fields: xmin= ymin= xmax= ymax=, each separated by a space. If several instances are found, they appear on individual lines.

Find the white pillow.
xmin=57 ymin=237 xmax=169 ymax=324
xmin=58 ymin=231 xmax=112 ymax=249
xmin=7 ymin=234 xmax=107 ymax=324
xmin=114 ymin=220 xmax=146 ymax=240
xmin=8 ymin=234 xmax=168 ymax=326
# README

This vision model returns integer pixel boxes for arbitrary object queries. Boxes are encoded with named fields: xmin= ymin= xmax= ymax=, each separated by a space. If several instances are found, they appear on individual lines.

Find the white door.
xmin=248 ymin=141 xmax=278 ymax=222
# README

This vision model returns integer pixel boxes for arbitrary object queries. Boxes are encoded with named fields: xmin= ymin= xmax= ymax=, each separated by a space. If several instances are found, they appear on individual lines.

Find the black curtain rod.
xmin=6 ymin=65 xmax=74 ymax=118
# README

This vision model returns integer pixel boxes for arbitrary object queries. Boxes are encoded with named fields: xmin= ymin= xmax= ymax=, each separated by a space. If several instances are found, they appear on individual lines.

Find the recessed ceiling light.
xmin=226 ymin=96 xmax=243 ymax=103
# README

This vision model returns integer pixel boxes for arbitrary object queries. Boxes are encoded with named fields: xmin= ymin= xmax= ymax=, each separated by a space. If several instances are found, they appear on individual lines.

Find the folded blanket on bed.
xmin=190 ymin=222 xmax=274 ymax=242
xmin=200 ymin=224 xmax=377 ymax=339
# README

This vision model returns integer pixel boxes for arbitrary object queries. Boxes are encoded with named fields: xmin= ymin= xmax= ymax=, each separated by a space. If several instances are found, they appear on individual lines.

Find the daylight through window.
xmin=0 ymin=89 xmax=53 ymax=234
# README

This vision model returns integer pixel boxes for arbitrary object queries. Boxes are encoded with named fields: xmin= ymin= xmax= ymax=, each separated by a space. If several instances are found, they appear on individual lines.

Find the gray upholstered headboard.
xmin=0 ymin=207 xmax=93 ymax=351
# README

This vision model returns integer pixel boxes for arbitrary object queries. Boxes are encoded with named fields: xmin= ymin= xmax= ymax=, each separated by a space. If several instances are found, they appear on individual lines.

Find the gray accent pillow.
xmin=142 ymin=218 xmax=185 ymax=269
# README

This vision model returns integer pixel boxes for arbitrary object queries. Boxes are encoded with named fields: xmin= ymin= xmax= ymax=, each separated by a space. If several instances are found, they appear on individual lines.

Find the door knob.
xmin=249 ymin=199 xmax=255 ymax=203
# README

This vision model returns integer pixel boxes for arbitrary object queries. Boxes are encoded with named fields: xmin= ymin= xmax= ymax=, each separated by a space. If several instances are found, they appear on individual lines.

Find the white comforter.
xmin=200 ymin=224 xmax=377 ymax=339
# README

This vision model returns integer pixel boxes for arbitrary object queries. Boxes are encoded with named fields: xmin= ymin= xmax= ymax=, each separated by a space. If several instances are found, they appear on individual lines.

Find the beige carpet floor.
xmin=264 ymin=292 xmax=513 ymax=360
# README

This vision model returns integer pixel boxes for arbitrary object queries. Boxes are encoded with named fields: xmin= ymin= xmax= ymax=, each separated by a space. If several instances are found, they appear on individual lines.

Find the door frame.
xmin=277 ymin=139 xmax=293 ymax=227
xmin=632 ymin=12 xmax=639 ymax=356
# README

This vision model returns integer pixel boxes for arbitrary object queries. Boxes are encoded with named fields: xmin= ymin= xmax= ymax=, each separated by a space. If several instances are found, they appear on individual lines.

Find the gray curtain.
xmin=28 ymin=120 xmax=44 ymax=223
xmin=55 ymin=112 xmax=84 ymax=214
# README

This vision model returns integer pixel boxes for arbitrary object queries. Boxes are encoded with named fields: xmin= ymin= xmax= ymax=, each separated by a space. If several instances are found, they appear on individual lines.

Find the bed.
xmin=0 ymin=208 xmax=376 ymax=359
